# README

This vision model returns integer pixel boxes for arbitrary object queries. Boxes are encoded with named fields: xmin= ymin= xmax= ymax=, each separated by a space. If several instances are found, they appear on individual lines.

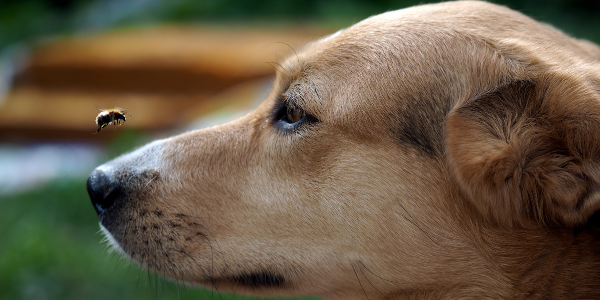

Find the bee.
xmin=93 ymin=108 xmax=132 ymax=134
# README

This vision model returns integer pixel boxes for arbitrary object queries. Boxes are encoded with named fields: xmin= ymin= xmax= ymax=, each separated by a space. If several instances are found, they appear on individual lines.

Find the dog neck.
xmin=479 ymin=220 xmax=600 ymax=299
xmin=381 ymin=223 xmax=600 ymax=300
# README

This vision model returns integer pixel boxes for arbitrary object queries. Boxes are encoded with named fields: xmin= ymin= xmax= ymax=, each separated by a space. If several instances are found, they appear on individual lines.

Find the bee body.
xmin=94 ymin=108 xmax=131 ymax=134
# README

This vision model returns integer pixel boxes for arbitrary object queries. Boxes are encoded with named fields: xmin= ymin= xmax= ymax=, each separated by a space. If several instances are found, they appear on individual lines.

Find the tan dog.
xmin=87 ymin=1 xmax=600 ymax=299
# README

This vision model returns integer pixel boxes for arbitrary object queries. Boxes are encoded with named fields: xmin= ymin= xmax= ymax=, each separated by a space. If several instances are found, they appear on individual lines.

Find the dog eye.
xmin=284 ymin=105 xmax=306 ymax=124
xmin=272 ymin=94 xmax=317 ymax=131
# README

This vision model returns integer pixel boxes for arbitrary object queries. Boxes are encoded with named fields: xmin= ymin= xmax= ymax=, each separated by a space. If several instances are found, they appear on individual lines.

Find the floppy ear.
xmin=446 ymin=71 xmax=600 ymax=227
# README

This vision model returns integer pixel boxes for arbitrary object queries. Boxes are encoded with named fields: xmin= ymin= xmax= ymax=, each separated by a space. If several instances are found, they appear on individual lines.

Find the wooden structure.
xmin=0 ymin=25 xmax=332 ymax=141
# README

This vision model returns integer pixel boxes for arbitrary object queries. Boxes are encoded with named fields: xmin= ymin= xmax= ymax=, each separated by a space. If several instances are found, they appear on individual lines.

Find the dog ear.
xmin=446 ymin=71 xmax=600 ymax=227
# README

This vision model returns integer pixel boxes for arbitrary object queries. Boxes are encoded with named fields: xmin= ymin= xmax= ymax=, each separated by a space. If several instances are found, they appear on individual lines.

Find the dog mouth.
xmin=101 ymin=222 xmax=291 ymax=293
xmin=98 ymin=209 xmax=291 ymax=288
xmin=99 ymin=214 xmax=295 ymax=292
xmin=205 ymin=271 xmax=288 ymax=290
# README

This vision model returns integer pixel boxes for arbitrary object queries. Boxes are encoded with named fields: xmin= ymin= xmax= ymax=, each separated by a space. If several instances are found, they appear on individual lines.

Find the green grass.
xmin=0 ymin=178 xmax=320 ymax=300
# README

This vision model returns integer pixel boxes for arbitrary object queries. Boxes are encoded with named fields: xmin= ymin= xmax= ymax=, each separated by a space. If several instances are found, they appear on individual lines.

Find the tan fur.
xmin=88 ymin=1 xmax=600 ymax=299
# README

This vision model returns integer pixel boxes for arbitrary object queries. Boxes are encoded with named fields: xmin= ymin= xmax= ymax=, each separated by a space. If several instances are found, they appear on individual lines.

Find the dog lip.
xmin=209 ymin=271 xmax=288 ymax=289
xmin=99 ymin=224 xmax=130 ymax=259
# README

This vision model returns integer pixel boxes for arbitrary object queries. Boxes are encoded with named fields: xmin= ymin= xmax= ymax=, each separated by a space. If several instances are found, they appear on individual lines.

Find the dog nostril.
xmin=87 ymin=169 xmax=121 ymax=216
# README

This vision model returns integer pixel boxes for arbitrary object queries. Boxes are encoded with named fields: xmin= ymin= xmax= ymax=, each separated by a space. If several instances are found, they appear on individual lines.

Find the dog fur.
xmin=87 ymin=1 xmax=600 ymax=299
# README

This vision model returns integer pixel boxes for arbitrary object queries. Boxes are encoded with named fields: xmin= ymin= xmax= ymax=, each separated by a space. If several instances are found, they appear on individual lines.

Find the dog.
xmin=86 ymin=1 xmax=600 ymax=299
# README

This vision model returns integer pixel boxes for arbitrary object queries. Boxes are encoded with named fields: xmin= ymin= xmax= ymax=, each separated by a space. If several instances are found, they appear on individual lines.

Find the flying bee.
xmin=93 ymin=108 xmax=132 ymax=134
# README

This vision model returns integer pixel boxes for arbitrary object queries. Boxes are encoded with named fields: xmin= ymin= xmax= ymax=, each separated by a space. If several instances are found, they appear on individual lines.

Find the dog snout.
xmin=87 ymin=140 xmax=164 ymax=220
xmin=87 ymin=168 xmax=121 ymax=216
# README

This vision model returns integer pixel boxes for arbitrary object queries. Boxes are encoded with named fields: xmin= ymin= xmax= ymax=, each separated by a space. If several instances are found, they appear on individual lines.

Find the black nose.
xmin=87 ymin=168 xmax=121 ymax=216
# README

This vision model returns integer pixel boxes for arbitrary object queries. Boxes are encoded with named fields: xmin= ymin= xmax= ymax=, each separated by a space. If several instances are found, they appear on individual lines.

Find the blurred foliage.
xmin=1 ymin=0 xmax=600 ymax=50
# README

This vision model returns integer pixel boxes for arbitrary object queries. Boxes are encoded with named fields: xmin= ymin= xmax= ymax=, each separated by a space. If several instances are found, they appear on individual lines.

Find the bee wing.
xmin=112 ymin=107 xmax=132 ymax=115
xmin=116 ymin=107 xmax=132 ymax=116
xmin=96 ymin=107 xmax=131 ymax=116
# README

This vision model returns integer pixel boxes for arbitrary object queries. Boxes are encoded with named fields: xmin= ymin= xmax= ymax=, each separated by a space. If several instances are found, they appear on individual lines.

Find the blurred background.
xmin=1 ymin=0 xmax=599 ymax=299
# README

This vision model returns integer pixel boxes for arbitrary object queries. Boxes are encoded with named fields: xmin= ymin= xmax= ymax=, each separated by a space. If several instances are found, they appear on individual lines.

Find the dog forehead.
xmin=281 ymin=3 xmax=505 ymax=154
xmin=290 ymin=0 xmax=533 ymax=112
xmin=291 ymin=18 xmax=448 ymax=114
xmin=295 ymin=11 xmax=460 ymax=93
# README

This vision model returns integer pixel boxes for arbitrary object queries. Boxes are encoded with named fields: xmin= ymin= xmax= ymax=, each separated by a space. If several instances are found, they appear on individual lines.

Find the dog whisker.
xmin=177 ymin=249 xmax=224 ymax=300
xmin=352 ymin=263 xmax=371 ymax=300
xmin=359 ymin=261 xmax=400 ymax=284
xmin=173 ymin=213 xmax=209 ymax=219
xmin=183 ymin=220 xmax=229 ymax=270
xmin=156 ymin=227 xmax=178 ymax=282
xmin=180 ymin=225 xmax=213 ymax=251
xmin=113 ymin=254 xmax=123 ymax=273
xmin=264 ymin=41 xmax=299 ymax=72
xmin=179 ymin=224 xmax=230 ymax=287
xmin=152 ymin=211 xmax=223 ymax=298
xmin=135 ymin=264 xmax=143 ymax=293
xmin=358 ymin=262 xmax=384 ymax=296
xmin=310 ymin=83 xmax=323 ymax=102
xmin=398 ymin=202 xmax=439 ymax=245
xmin=278 ymin=41 xmax=300 ymax=72
xmin=145 ymin=175 xmax=158 ymax=188
xmin=266 ymin=61 xmax=285 ymax=74
xmin=158 ymin=218 xmax=186 ymax=295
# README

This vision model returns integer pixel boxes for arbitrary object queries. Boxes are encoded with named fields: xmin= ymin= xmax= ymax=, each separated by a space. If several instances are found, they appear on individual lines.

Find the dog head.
xmin=87 ymin=1 xmax=600 ymax=299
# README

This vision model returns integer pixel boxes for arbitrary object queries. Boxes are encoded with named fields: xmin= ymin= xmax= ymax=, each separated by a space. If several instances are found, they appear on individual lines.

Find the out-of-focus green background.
xmin=2 ymin=0 xmax=600 ymax=48
xmin=1 ymin=1 xmax=599 ymax=300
